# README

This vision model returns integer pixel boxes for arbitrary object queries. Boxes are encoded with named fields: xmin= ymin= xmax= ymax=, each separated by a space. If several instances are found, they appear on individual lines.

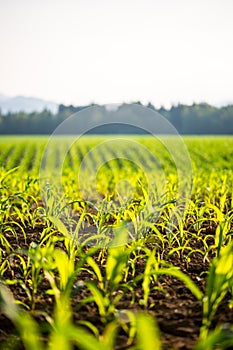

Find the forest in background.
xmin=0 ymin=102 xmax=233 ymax=134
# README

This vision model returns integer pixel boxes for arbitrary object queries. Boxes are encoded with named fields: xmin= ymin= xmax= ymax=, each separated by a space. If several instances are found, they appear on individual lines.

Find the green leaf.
xmin=68 ymin=325 xmax=112 ymax=350
xmin=135 ymin=313 xmax=161 ymax=350
xmin=48 ymin=216 xmax=70 ymax=238
xmin=86 ymin=281 xmax=108 ymax=319
xmin=154 ymin=267 xmax=203 ymax=301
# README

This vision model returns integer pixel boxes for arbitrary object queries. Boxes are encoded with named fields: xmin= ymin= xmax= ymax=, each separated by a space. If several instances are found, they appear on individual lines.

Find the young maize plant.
xmin=200 ymin=241 xmax=233 ymax=341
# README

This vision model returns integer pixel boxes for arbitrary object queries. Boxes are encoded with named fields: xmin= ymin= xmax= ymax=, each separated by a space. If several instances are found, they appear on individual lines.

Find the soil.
xmin=0 ymin=223 xmax=233 ymax=350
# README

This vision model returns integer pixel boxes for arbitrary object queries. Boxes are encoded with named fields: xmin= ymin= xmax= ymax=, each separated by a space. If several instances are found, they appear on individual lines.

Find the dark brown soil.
xmin=0 ymin=223 xmax=232 ymax=350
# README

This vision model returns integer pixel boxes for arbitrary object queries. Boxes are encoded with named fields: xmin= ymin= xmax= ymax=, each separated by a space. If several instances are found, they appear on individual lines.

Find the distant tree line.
xmin=0 ymin=102 xmax=233 ymax=135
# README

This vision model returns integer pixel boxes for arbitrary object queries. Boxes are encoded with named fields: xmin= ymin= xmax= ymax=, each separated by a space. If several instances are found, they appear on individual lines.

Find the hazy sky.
xmin=0 ymin=0 xmax=233 ymax=107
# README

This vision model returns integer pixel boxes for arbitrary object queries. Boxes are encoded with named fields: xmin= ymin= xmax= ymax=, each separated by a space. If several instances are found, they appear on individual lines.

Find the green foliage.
xmin=1 ymin=102 xmax=233 ymax=134
xmin=134 ymin=313 xmax=161 ymax=350
xmin=201 ymin=241 xmax=233 ymax=340
xmin=0 ymin=136 xmax=232 ymax=350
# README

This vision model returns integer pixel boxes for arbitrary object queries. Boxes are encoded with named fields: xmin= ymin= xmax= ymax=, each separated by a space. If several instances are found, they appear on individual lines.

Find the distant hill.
xmin=0 ymin=94 xmax=58 ymax=114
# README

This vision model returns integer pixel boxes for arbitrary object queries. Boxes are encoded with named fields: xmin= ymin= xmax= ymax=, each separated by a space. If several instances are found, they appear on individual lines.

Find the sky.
xmin=0 ymin=0 xmax=233 ymax=108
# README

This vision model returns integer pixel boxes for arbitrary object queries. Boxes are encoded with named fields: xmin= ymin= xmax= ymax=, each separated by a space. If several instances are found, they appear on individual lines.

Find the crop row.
xmin=0 ymin=135 xmax=232 ymax=349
